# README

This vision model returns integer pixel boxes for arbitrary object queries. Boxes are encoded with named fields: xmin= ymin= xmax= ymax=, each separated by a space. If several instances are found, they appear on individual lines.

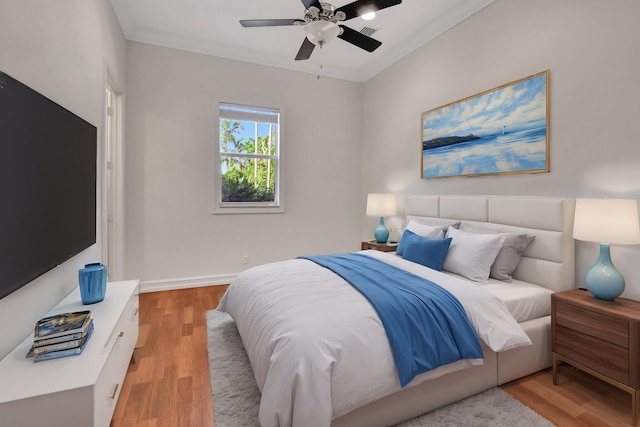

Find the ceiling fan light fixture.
xmin=240 ymin=0 xmax=403 ymax=59
xmin=304 ymin=20 xmax=341 ymax=45
xmin=361 ymin=11 xmax=376 ymax=20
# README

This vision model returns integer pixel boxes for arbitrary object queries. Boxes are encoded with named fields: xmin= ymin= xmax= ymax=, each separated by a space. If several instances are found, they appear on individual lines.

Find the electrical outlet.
xmin=241 ymin=255 xmax=249 ymax=265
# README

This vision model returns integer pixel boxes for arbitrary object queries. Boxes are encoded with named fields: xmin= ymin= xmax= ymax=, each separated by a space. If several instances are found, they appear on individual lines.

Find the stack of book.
xmin=26 ymin=310 xmax=94 ymax=362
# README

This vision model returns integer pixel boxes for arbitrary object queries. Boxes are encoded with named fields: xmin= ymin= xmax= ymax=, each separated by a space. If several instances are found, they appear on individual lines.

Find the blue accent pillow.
xmin=402 ymin=235 xmax=452 ymax=271
xmin=395 ymin=229 xmax=418 ymax=257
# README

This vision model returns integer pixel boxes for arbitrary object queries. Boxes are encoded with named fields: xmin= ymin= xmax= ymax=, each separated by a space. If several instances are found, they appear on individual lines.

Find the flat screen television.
xmin=0 ymin=71 xmax=97 ymax=299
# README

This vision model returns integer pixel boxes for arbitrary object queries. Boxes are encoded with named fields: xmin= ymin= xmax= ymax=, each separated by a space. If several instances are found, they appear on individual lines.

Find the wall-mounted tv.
xmin=0 ymin=71 xmax=97 ymax=299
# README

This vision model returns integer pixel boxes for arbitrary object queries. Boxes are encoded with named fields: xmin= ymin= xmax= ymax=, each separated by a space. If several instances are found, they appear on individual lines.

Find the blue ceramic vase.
xmin=79 ymin=263 xmax=107 ymax=304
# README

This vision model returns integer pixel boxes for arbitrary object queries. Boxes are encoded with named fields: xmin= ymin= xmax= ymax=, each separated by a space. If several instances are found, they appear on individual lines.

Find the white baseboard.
xmin=139 ymin=274 xmax=238 ymax=293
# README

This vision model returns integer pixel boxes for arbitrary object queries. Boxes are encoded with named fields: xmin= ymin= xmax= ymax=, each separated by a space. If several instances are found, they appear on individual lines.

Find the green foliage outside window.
xmin=219 ymin=120 xmax=276 ymax=203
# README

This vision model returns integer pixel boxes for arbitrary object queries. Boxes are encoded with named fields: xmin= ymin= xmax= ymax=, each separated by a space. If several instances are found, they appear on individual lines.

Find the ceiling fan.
xmin=240 ymin=0 xmax=402 ymax=61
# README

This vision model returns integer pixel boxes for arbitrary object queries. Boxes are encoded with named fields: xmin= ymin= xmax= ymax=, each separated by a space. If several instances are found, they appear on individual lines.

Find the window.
xmin=215 ymin=102 xmax=282 ymax=213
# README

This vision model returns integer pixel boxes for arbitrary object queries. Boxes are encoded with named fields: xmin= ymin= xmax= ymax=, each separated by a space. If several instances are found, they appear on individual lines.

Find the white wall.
xmin=123 ymin=43 xmax=363 ymax=287
xmin=0 ymin=0 xmax=126 ymax=359
xmin=361 ymin=0 xmax=640 ymax=298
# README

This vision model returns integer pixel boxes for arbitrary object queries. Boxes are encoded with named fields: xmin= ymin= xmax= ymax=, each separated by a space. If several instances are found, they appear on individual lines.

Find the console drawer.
xmin=95 ymin=292 xmax=139 ymax=427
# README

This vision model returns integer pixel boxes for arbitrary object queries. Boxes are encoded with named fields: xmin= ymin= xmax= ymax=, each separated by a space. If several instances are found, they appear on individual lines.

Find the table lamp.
xmin=366 ymin=194 xmax=396 ymax=243
xmin=573 ymin=198 xmax=640 ymax=300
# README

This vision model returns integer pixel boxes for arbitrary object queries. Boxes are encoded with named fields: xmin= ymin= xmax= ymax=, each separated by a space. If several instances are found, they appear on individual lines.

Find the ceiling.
xmin=109 ymin=0 xmax=494 ymax=82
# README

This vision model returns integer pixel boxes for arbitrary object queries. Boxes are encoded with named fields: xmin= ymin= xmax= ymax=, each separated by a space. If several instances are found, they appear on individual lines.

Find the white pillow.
xmin=458 ymin=223 xmax=535 ymax=282
xmin=405 ymin=220 xmax=444 ymax=239
xmin=443 ymin=227 xmax=505 ymax=282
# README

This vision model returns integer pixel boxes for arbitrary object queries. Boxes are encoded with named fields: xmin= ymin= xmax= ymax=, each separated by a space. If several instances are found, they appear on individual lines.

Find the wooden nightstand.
xmin=552 ymin=289 xmax=640 ymax=425
xmin=361 ymin=240 xmax=397 ymax=252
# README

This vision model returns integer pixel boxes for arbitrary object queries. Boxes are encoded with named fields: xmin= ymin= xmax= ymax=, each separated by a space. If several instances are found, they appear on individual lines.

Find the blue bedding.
xmin=299 ymin=252 xmax=483 ymax=387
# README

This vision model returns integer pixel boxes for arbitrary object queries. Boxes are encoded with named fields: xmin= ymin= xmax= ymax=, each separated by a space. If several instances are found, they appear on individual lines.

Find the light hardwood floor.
xmin=110 ymin=286 xmax=227 ymax=427
xmin=111 ymin=286 xmax=635 ymax=426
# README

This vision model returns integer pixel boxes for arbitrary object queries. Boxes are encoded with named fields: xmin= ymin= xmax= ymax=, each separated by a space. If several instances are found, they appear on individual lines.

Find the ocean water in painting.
xmin=422 ymin=126 xmax=547 ymax=178
xmin=421 ymin=72 xmax=548 ymax=179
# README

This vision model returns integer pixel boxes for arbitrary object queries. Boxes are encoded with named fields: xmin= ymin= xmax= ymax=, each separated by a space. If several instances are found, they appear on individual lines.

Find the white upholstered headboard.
xmin=403 ymin=195 xmax=576 ymax=293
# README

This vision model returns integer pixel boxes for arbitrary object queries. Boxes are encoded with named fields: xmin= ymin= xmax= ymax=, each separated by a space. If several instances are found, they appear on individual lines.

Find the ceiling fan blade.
xmin=295 ymin=37 xmax=316 ymax=61
xmin=301 ymin=0 xmax=323 ymax=11
xmin=240 ymin=19 xmax=303 ymax=27
xmin=336 ymin=0 xmax=402 ymax=21
xmin=337 ymin=25 xmax=382 ymax=52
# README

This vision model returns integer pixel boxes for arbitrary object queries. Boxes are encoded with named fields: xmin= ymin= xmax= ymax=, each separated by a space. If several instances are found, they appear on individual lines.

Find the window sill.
xmin=213 ymin=204 xmax=284 ymax=215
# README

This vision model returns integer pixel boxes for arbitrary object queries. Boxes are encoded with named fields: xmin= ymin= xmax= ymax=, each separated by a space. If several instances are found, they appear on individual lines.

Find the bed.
xmin=217 ymin=195 xmax=576 ymax=427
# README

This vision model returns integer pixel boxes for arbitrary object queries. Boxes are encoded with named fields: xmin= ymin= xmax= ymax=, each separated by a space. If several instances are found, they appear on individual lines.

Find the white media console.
xmin=0 ymin=280 xmax=139 ymax=427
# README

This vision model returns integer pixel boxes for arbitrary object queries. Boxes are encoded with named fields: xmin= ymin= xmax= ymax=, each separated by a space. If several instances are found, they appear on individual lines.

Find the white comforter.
xmin=217 ymin=250 xmax=531 ymax=427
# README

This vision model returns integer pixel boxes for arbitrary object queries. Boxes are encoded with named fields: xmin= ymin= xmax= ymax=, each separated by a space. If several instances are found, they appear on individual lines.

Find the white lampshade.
xmin=366 ymin=194 xmax=396 ymax=217
xmin=573 ymin=198 xmax=640 ymax=245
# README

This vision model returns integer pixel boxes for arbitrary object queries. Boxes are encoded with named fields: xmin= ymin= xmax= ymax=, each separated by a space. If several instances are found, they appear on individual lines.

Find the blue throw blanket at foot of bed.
xmin=299 ymin=252 xmax=483 ymax=387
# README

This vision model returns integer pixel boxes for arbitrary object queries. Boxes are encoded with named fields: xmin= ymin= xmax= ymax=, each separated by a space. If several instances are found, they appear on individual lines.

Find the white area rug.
xmin=207 ymin=309 xmax=554 ymax=427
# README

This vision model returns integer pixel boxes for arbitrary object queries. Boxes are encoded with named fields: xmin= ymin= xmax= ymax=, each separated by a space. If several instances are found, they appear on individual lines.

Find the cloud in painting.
xmin=422 ymin=73 xmax=548 ymax=141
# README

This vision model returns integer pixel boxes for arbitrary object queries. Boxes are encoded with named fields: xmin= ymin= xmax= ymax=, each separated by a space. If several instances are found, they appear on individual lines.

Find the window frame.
xmin=214 ymin=102 xmax=284 ymax=214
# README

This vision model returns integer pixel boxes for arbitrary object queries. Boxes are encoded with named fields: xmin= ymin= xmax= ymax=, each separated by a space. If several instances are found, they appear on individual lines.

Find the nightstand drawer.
xmin=555 ymin=300 xmax=629 ymax=348
xmin=556 ymin=325 xmax=629 ymax=385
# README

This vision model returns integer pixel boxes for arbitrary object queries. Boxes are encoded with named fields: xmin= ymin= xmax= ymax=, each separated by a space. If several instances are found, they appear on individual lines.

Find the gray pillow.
xmin=490 ymin=233 xmax=535 ymax=282
xmin=458 ymin=223 xmax=535 ymax=282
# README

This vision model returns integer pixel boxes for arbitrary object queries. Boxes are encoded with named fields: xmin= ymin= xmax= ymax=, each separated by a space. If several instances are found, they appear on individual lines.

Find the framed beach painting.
xmin=421 ymin=70 xmax=549 ymax=179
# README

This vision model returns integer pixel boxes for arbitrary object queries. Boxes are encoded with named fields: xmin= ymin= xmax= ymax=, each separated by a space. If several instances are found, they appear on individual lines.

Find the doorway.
xmin=105 ymin=82 xmax=123 ymax=280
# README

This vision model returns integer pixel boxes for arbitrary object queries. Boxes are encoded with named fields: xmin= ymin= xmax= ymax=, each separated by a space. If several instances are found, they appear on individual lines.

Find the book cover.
xmin=30 ymin=325 xmax=94 ymax=362
xmin=34 ymin=310 xmax=91 ymax=341
xmin=32 ymin=319 xmax=94 ymax=347
xmin=32 ymin=322 xmax=94 ymax=355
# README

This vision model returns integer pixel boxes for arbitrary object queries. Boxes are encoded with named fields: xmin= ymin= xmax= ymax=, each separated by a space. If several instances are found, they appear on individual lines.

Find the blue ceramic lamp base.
xmin=373 ymin=217 xmax=389 ymax=243
xmin=585 ymin=243 xmax=625 ymax=301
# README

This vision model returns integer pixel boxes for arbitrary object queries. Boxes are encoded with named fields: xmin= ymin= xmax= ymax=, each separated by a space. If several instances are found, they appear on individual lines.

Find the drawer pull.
xmin=102 ymin=331 xmax=125 ymax=352
xmin=110 ymin=383 xmax=120 ymax=400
